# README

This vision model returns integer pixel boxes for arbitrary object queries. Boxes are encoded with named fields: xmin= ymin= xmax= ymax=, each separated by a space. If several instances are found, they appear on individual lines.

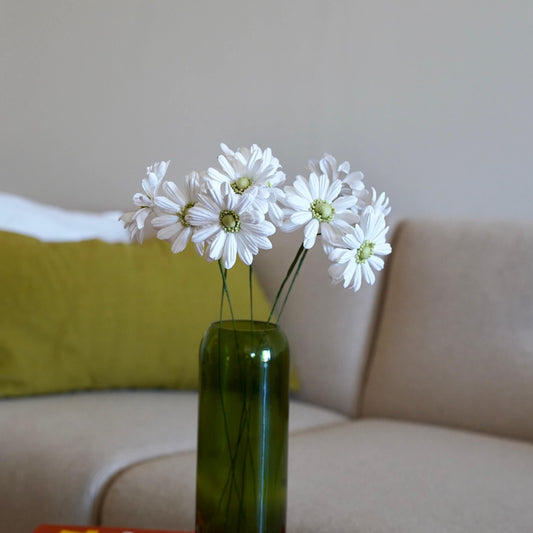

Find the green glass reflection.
xmin=196 ymin=320 xmax=290 ymax=533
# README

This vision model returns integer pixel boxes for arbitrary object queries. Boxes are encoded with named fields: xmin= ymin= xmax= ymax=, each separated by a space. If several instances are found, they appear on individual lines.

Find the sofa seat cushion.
xmin=0 ymin=390 xmax=346 ymax=533
xmin=101 ymin=419 xmax=533 ymax=533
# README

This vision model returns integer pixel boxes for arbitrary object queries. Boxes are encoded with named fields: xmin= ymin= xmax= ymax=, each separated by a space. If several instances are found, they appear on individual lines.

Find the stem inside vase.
xmin=196 ymin=320 xmax=290 ymax=533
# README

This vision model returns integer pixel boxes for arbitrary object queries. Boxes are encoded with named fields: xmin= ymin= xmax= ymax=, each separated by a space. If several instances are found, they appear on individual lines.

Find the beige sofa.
xmin=2 ymin=218 xmax=533 ymax=532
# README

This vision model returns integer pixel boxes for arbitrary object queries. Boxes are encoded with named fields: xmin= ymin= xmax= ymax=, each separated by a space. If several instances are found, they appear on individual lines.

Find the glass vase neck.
xmin=213 ymin=319 xmax=280 ymax=332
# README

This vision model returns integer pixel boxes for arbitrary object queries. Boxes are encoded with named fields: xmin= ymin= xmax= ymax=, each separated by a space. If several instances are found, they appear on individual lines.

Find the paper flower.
xmin=121 ymin=146 xmax=392 ymax=313
xmin=119 ymin=161 xmax=170 ymax=242
xmin=152 ymin=171 xmax=204 ymax=255
xmin=187 ymin=182 xmax=276 ymax=269
xmin=308 ymin=153 xmax=367 ymax=211
xmin=328 ymin=206 xmax=392 ymax=292
xmin=366 ymin=187 xmax=391 ymax=217
xmin=281 ymin=172 xmax=358 ymax=250
xmin=207 ymin=143 xmax=286 ymax=226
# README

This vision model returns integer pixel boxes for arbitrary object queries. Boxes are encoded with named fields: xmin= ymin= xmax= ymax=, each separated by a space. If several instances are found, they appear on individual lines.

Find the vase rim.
xmin=210 ymin=319 xmax=280 ymax=332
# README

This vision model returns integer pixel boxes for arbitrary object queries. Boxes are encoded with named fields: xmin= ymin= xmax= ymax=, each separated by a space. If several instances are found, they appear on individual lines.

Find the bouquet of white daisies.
xmin=121 ymin=144 xmax=392 ymax=322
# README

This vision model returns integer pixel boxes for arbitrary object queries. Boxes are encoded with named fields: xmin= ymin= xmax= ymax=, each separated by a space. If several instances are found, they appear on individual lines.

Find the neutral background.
xmin=1 ymin=0 xmax=532 ymax=222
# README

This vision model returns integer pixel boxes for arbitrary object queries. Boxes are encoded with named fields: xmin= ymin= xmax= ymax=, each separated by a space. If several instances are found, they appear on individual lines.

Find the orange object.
xmin=33 ymin=526 xmax=192 ymax=533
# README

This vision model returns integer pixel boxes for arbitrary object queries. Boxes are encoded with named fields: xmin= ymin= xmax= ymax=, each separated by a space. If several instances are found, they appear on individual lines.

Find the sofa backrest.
xmin=362 ymin=219 xmax=533 ymax=442
xmin=255 ymin=231 xmax=386 ymax=417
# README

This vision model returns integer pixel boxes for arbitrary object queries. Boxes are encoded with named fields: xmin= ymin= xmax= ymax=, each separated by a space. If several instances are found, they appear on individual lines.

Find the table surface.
xmin=34 ymin=526 xmax=192 ymax=533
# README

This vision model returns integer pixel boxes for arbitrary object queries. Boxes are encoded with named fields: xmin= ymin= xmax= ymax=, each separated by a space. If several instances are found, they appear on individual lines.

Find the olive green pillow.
xmin=0 ymin=231 xmax=295 ymax=397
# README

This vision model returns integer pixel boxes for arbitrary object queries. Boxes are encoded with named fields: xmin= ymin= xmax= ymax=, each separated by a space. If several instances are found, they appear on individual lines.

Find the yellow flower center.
xmin=220 ymin=210 xmax=241 ymax=233
xmin=311 ymin=199 xmax=335 ymax=222
xmin=356 ymin=240 xmax=375 ymax=263
xmin=231 ymin=177 xmax=253 ymax=194
xmin=178 ymin=202 xmax=195 ymax=227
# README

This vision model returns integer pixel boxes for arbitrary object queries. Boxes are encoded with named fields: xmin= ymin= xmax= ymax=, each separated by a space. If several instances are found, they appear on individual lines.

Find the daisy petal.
xmin=304 ymin=218 xmax=320 ymax=240
xmin=360 ymin=206 xmax=374 ymax=234
xmin=370 ymin=223 xmax=389 ymax=244
xmin=154 ymin=196 xmax=180 ymax=212
xmin=280 ymin=219 xmax=301 ymax=233
xmin=152 ymin=214 xmax=179 ymax=228
xmin=368 ymin=255 xmax=385 ymax=271
xmin=351 ymin=264 xmax=362 ymax=292
xmin=338 ymin=161 xmax=351 ymax=174
xmin=253 ymin=235 xmax=273 ymax=250
xmin=162 ymin=181 xmax=187 ymax=205
xmin=238 ymin=231 xmax=259 ymax=254
xmin=286 ymin=194 xmax=311 ymax=211
xmin=320 ymin=174 xmax=331 ymax=199
xmin=192 ymin=224 xmax=220 ymax=243
xmin=309 ymin=173 xmax=320 ymax=198
xmin=328 ymin=262 xmax=345 ymax=284
xmin=332 ymin=196 xmax=357 ymax=211
xmin=362 ymin=261 xmax=376 ymax=285
xmin=338 ymin=249 xmax=355 ymax=264
xmin=326 ymin=179 xmax=342 ymax=203
xmin=328 ymin=247 xmax=345 ymax=263
xmin=268 ymin=202 xmax=284 ymax=226
xmin=218 ymin=155 xmax=238 ymax=179
xmin=321 ymin=223 xmax=342 ymax=247
xmin=343 ymin=259 xmax=356 ymax=288
xmin=342 ymin=232 xmax=361 ymax=250
xmin=187 ymin=206 xmax=218 ymax=225
xmin=207 ymin=167 xmax=230 ymax=183
xmin=170 ymin=227 xmax=192 ymax=253
xmin=374 ymin=242 xmax=392 ymax=256
xmin=303 ymin=218 xmax=320 ymax=249
xmin=247 ymin=146 xmax=261 ymax=170
xmin=220 ymin=143 xmax=234 ymax=156
xmin=291 ymin=211 xmax=313 ymax=225
xmin=208 ymin=230 xmax=226 ymax=260
xmin=353 ymin=224 xmax=365 ymax=242
xmin=193 ymin=238 xmax=205 ymax=256
xmin=157 ymin=223 xmax=181 ymax=240
xmin=237 ymin=237 xmax=254 ymax=265
xmin=293 ymin=177 xmax=313 ymax=202
xmin=223 ymin=233 xmax=237 ymax=269
xmin=335 ymin=211 xmax=359 ymax=225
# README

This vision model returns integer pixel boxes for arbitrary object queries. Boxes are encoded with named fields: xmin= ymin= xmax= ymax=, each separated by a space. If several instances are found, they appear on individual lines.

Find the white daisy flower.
xmin=119 ymin=160 xmax=170 ymax=242
xmin=366 ymin=187 xmax=392 ymax=218
xmin=328 ymin=206 xmax=392 ymax=292
xmin=308 ymin=153 xmax=367 ymax=203
xmin=118 ymin=209 xmax=144 ymax=243
xmin=187 ymin=182 xmax=276 ymax=269
xmin=281 ymin=172 xmax=358 ymax=250
xmin=152 ymin=171 xmax=204 ymax=255
xmin=207 ymin=143 xmax=286 ymax=226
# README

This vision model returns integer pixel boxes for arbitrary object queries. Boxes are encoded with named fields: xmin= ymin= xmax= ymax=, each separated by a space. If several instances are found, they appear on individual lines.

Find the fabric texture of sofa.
xmin=1 ymin=194 xmax=532 ymax=532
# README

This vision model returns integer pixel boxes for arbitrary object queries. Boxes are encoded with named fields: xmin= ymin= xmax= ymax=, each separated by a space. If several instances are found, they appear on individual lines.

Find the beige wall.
xmin=1 ymin=0 xmax=532 ymax=221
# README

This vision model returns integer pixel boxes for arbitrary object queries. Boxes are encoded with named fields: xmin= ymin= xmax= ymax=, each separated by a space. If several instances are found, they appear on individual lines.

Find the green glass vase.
xmin=195 ymin=320 xmax=290 ymax=533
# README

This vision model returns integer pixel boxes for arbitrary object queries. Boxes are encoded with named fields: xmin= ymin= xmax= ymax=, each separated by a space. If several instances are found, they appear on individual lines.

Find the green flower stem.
xmin=216 ymin=261 xmax=245 ymax=525
xmin=268 ymin=243 xmax=305 ymax=323
xmin=275 ymin=247 xmax=309 ymax=324
xmin=208 ymin=258 xmax=290 ymax=531
xmin=216 ymin=264 xmax=259 ymax=530
xmin=197 ymin=321 xmax=289 ymax=532
xmin=218 ymin=261 xmax=236 ymax=325
xmin=219 ymin=272 xmax=225 ymax=323
xmin=249 ymin=264 xmax=254 ymax=327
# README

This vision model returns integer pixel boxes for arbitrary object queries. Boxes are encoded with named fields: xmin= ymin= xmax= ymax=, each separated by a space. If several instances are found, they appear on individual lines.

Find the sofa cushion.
xmin=100 ymin=419 xmax=533 ymax=533
xmin=362 ymin=219 xmax=533 ymax=442
xmin=0 ymin=191 xmax=130 ymax=243
xmin=0 ymin=230 xmax=278 ymax=397
xmin=0 ymin=391 xmax=346 ymax=532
